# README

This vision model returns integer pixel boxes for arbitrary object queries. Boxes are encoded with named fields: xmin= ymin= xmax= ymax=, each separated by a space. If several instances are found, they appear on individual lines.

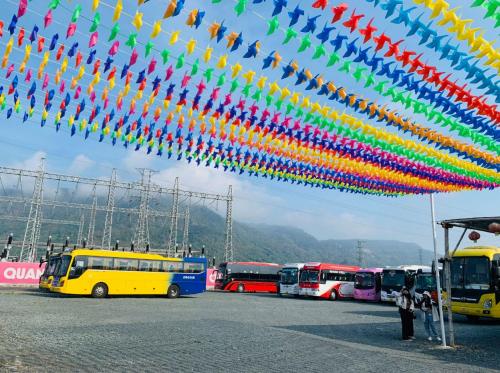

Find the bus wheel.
xmin=237 ymin=284 xmax=245 ymax=293
xmin=329 ymin=290 xmax=338 ymax=301
xmin=167 ymin=285 xmax=180 ymax=299
xmin=91 ymin=283 xmax=108 ymax=298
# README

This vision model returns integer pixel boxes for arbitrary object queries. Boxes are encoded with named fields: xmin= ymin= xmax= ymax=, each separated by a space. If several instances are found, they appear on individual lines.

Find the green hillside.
xmin=1 ymin=198 xmax=433 ymax=267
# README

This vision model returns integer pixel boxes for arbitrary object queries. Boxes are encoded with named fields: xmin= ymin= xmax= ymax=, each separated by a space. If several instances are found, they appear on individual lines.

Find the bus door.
xmin=494 ymin=259 xmax=500 ymax=305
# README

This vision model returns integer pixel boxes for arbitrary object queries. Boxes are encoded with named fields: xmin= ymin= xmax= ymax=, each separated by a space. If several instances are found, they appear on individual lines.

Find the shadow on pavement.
xmin=24 ymin=291 xmax=200 ymax=300
xmin=345 ymin=310 xmax=397 ymax=318
xmin=453 ymin=314 xmax=500 ymax=326
xmin=276 ymin=319 xmax=500 ymax=370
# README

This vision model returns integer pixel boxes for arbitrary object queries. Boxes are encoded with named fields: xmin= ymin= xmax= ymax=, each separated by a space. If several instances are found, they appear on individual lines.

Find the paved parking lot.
xmin=0 ymin=289 xmax=499 ymax=372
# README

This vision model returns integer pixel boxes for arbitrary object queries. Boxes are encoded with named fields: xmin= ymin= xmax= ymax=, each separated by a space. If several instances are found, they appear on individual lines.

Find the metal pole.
xmin=181 ymin=206 xmax=190 ymax=252
xmin=134 ymin=169 xmax=154 ymax=251
xmin=77 ymin=213 xmax=85 ymax=246
xmin=167 ymin=177 xmax=180 ymax=256
xmin=87 ymin=184 xmax=97 ymax=247
xmin=20 ymin=157 xmax=45 ymax=262
xmin=444 ymin=225 xmax=455 ymax=347
xmin=223 ymin=185 xmax=233 ymax=262
xmin=430 ymin=194 xmax=447 ymax=347
xmin=356 ymin=240 xmax=366 ymax=268
xmin=451 ymin=228 xmax=467 ymax=257
xmin=102 ymin=169 xmax=117 ymax=250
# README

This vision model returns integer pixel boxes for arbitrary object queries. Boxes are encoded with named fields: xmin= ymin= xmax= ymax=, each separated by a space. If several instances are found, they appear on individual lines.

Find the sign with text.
xmin=0 ymin=262 xmax=46 ymax=285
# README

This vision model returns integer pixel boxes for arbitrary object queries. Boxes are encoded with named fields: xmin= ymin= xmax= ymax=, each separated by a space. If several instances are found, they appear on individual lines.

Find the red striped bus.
xmin=215 ymin=262 xmax=282 ymax=293
xmin=299 ymin=262 xmax=360 ymax=300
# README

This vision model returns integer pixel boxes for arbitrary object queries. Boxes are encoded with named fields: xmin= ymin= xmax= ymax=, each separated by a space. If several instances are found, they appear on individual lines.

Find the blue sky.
xmin=0 ymin=0 xmax=498 ymax=253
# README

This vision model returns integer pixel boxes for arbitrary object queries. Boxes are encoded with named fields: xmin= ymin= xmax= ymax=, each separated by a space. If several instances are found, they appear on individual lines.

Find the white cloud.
xmin=281 ymin=210 xmax=379 ymax=240
xmin=68 ymin=154 xmax=95 ymax=175
xmin=121 ymin=149 xmax=155 ymax=172
xmin=9 ymin=150 xmax=47 ymax=170
xmin=152 ymin=162 xmax=284 ymax=222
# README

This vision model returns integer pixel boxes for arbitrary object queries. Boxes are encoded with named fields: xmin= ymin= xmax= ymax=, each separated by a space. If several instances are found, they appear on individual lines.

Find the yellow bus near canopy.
xmin=450 ymin=246 xmax=500 ymax=320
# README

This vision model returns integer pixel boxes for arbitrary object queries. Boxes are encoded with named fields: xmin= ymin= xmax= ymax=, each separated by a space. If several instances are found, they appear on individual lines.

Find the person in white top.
xmin=396 ymin=287 xmax=415 ymax=341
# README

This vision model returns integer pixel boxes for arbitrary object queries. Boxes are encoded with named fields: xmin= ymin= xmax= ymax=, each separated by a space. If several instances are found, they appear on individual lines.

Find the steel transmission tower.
xmin=167 ymin=177 xmax=180 ymax=256
xmin=87 ymin=184 xmax=97 ymax=247
xmin=20 ymin=158 xmax=45 ymax=262
xmin=357 ymin=240 xmax=366 ymax=268
xmin=181 ymin=206 xmax=190 ymax=252
xmin=77 ymin=213 xmax=85 ymax=246
xmin=0 ymin=163 xmax=231 ymax=257
xmin=223 ymin=185 xmax=233 ymax=262
xmin=133 ymin=169 xmax=155 ymax=251
xmin=101 ymin=169 xmax=117 ymax=250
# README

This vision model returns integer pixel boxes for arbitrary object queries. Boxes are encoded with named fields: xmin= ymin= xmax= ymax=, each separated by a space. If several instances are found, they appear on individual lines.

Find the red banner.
xmin=0 ymin=262 xmax=46 ymax=285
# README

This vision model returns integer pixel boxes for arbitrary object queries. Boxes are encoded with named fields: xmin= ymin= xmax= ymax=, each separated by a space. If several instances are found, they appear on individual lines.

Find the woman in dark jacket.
xmin=397 ymin=287 xmax=415 ymax=341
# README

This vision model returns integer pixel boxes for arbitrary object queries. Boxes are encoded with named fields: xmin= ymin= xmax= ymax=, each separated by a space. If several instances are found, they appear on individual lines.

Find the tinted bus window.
xmin=464 ymin=257 xmax=490 ymax=290
xmin=184 ymin=262 xmax=205 ymax=273
xmin=451 ymin=257 xmax=491 ymax=290
xmin=164 ymin=261 xmax=183 ymax=273
xmin=88 ymin=256 xmax=113 ymax=270
xmin=113 ymin=258 xmax=138 ymax=271
xmin=68 ymin=256 xmax=88 ymax=279
xmin=139 ymin=260 xmax=162 ymax=272
xmin=56 ymin=256 xmax=72 ymax=276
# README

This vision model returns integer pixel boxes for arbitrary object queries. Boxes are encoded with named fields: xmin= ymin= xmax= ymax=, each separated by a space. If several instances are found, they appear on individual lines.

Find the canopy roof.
xmin=439 ymin=217 xmax=500 ymax=233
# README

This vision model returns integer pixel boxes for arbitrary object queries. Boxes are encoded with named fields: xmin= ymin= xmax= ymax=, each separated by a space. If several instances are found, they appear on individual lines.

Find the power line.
xmin=0 ymin=162 xmax=233 ymax=262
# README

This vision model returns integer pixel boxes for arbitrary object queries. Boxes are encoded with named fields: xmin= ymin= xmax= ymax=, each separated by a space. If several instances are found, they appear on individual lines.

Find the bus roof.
xmin=453 ymin=246 xmax=500 ymax=259
xmin=64 ymin=248 xmax=184 ymax=261
xmin=382 ymin=265 xmax=430 ymax=271
xmin=303 ymin=262 xmax=360 ymax=272
xmin=222 ymin=261 xmax=281 ymax=267
xmin=282 ymin=263 xmax=305 ymax=269
xmin=357 ymin=268 xmax=383 ymax=274
xmin=401 ymin=265 xmax=431 ymax=271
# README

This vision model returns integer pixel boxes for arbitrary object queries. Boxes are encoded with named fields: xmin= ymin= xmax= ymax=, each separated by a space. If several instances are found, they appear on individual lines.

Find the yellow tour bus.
xmin=450 ymin=246 xmax=500 ymax=320
xmin=49 ymin=249 xmax=207 ymax=298
xmin=39 ymin=254 xmax=61 ymax=290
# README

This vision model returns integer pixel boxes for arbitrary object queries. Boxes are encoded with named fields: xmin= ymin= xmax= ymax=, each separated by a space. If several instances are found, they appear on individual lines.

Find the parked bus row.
xmin=39 ymin=249 xmax=207 ymax=298
xmin=215 ymin=245 xmax=500 ymax=320
xmin=39 ymin=245 xmax=500 ymax=320
xmin=214 ymin=261 xmax=433 ymax=301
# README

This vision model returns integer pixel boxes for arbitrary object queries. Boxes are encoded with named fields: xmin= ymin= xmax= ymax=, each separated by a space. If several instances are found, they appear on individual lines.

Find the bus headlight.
xmin=484 ymin=299 xmax=492 ymax=309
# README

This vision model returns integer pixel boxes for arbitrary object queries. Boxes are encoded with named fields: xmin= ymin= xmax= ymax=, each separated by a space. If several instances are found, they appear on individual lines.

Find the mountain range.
xmin=1 ymin=193 xmax=433 ymax=267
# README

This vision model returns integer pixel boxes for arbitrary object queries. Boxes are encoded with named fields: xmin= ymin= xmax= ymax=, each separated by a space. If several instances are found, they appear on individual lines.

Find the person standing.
xmin=418 ymin=291 xmax=442 ymax=342
xmin=396 ymin=287 xmax=415 ymax=341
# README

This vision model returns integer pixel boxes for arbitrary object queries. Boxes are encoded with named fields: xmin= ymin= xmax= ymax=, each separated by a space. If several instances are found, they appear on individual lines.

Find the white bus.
xmin=413 ymin=264 xmax=444 ymax=303
xmin=381 ymin=265 xmax=431 ymax=302
xmin=278 ymin=263 xmax=304 ymax=296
